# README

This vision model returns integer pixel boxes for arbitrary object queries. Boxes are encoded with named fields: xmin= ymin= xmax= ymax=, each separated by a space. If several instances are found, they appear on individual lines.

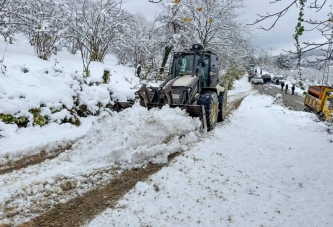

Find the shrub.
xmin=29 ymin=108 xmax=49 ymax=126
xmin=102 ymin=70 xmax=111 ymax=84
xmin=220 ymin=66 xmax=244 ymax=90
xmin=0 ymin=114 xmax=29 ymax=127
xmin=0 ymin=114 xmax=16 ymax=124
xmin=73 ymin=116 xmax=81 ymax=126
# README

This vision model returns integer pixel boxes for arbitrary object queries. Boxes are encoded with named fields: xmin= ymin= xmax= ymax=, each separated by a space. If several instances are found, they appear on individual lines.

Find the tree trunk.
xmin=159 ymin=45 xmax=173 ymax=74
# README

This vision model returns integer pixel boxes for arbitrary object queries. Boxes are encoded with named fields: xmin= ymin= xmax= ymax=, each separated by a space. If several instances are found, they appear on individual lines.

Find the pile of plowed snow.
xmin=0 ymin=104 xmax=202 ymax=225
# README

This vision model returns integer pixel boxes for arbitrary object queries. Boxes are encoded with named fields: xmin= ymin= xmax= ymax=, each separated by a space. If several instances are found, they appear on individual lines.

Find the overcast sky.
xmin=122 ymin=0 xmax=330 ymax=55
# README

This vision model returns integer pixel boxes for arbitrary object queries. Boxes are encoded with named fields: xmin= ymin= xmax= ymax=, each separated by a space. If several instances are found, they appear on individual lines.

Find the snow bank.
xmin=0 ymin=104 xmax=201 ymax=225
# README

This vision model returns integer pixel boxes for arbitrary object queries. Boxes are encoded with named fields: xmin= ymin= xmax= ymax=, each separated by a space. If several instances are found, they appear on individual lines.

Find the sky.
xmin=122 ymin=0 xmax=332 ymax=55
xmin=1 ymin=35 xmax=333 ymax=226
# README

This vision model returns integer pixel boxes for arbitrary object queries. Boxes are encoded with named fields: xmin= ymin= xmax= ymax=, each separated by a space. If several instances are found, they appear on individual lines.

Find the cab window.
xmin=211 ymin=54 xmax=218 ymax=69
xmin=179 ymin=54 xmax=198 ymax=74
xmin=198 ymin=55 xmax=209 ymax=87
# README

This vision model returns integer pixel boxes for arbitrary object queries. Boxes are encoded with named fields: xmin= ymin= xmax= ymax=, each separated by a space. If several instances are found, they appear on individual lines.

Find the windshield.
xmin=180 ymin=54 xmax=199 ymax=74
xmin=170 ymin=53 xmax=209 ymax=86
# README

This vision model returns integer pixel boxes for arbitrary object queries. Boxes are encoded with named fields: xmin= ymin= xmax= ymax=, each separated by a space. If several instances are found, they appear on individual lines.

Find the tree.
xmin=248 ymin=0 xmax=333 ymax=69
xmin=26 ymin=0 xmax=70 ymax=60
xmin=111 ymin=13 xmax=162 ymax=79
xmin=155 ymin=1 xmax=193 ymax=74
xmin=0 ymin=0 xmax=70 ymax=59
xmin=276 ymin=54 xmax=291 ymax=70
xmin=0 ymin=0 xmax=18 ymax=43
xmin=155 ymin=0 xmax=253 ymax=73
xmin=67 ymin=0 xmax=129 ymax=76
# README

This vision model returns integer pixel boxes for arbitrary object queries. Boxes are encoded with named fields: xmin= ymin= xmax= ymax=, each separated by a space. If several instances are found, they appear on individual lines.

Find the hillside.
xmin=271 ymin=49 xmax=328 ymax=68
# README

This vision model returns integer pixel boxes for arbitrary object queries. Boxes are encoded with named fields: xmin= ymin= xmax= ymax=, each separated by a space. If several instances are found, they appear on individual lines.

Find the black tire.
xmin=319 ymin=112 xmax=326 ymax=121
xmin=217 ymin=92 xmax=224 ymax=122
xmin=199 ymin=92 xmax=218 ymax=131
xmin=304 ymin=105 xmax=312 ymax=112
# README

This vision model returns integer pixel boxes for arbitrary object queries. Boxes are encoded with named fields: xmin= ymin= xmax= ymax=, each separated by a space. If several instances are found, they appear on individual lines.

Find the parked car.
xmin=272 ymin=76 xmax=285 ymax=85
xmin=262 ymin=74 xmax=271 ymax=83
xmin=251 ymin=77 xmax=264 ymax=84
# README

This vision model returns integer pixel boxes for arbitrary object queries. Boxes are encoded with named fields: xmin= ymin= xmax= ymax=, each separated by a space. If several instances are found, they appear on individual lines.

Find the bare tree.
xmin=183 ymin=0 xmax=253 ymax=68
xmin=155 ymin=1 xmax=193 ymax=74
xmin=68 ymin=0 xmax=130 ymax=76
xmin=248 ymin=0 xmax=333 ymax=70
xmin=0 ymin=0 xmax=28 ymax=43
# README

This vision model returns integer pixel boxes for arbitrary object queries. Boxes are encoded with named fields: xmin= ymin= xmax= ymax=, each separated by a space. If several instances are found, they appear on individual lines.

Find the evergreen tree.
xmin=276 ymin=54 xmax=291 ymax=70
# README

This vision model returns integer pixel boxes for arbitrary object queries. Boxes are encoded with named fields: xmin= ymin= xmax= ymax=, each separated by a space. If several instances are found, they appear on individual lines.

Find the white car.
xmin=272 ymin=76 xmax=285 ymax=85
xmin=251 ymin=77 xmax=264 ymax=84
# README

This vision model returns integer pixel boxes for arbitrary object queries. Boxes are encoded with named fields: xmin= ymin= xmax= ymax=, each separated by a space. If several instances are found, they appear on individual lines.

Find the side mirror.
xmin=198 ymin=55 xmax=206 ymax=67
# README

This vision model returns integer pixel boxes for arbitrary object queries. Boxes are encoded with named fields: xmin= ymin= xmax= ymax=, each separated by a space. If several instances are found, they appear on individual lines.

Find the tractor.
xmin=118 ymin=44 xmax=227 ymax=132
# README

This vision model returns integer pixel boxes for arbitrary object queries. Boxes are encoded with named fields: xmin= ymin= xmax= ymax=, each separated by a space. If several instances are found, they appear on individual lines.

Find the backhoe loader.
xmin=118 ymin=44 xmax=227 ymax=132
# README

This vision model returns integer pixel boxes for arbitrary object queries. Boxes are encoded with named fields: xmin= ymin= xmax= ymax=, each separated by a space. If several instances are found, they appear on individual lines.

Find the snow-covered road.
xmin=88 ymin=94 xmax=333 ymax=227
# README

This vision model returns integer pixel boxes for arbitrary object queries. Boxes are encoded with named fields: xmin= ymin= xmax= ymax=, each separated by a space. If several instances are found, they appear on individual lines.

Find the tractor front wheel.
xmin=199 ymin=92 xmax=218 ymax=131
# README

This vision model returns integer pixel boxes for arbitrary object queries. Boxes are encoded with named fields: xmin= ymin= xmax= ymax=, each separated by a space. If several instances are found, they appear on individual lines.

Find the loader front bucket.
xmin=135 ymin=84 xmax=151 ymax=107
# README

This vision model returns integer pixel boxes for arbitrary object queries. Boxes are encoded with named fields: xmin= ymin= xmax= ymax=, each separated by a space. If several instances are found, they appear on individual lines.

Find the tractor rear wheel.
xmin=200 ymin=92 xmax=218 ymax=131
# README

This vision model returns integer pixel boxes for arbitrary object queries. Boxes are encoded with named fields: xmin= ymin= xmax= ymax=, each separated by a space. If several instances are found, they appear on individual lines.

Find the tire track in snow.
xmin=0 ymin=143 xmax=74 ymax=175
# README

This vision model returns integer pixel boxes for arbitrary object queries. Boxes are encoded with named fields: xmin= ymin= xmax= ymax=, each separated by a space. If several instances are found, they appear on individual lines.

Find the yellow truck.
xmin=304 ymin=85 xmax=333 ymax=121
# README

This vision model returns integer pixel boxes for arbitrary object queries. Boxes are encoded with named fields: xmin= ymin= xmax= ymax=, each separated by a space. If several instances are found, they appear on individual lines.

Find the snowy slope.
xmin=0 ymin=40 xmax=139 ymax=166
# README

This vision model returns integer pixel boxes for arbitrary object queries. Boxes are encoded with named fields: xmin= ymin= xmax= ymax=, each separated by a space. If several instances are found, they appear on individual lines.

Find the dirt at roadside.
xmin=19 ymin=156 xmax=182 ymax=227
xmin=226 ymin=98 xmax=244 ymax=115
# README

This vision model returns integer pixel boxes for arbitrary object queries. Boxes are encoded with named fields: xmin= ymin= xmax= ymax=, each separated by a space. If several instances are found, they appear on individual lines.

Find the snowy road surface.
xmin=88 ymin=94 xmax=333 ymax=226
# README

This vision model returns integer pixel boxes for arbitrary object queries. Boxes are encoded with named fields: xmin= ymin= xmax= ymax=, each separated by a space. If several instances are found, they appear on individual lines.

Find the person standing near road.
xmin=276 ymin=79 xmax=279 ymax=85
xmin=285 ymin=84 xmax=289 ymax=94
xmin=281 ymin=82 xmax=284 ymax=91
xmin=291 ymin=84 xmax=295 ymax=95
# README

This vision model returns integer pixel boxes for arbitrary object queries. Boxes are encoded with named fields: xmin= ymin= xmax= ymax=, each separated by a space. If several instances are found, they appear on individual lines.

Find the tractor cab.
xmin=169 ymin=44 xmax=219 ymax=88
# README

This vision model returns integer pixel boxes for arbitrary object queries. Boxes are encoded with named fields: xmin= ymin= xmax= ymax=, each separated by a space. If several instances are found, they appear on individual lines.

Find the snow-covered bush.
xmin=272 ymin=94 xmax=283 ymax=105
xmin=29 ymin=108 xmax=49 ymax=127
xmin=276 ymin=54 xmax=291 ymax=70
xmin=102 ymin=70 xmax=111 ymax=84
xmin=220 ymin=65 xmax=245 ymax=90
